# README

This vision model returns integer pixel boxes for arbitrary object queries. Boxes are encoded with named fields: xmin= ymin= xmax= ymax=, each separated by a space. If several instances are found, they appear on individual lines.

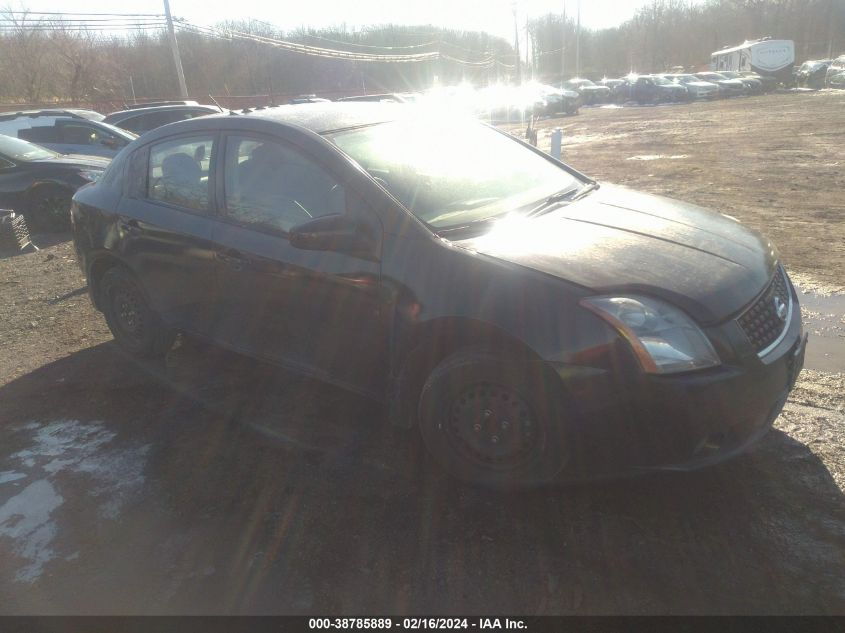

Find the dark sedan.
xmin=70 ymin=103 xmax=806 ymax=487
xmin=0 ymin=134 xmax=107 ymax=231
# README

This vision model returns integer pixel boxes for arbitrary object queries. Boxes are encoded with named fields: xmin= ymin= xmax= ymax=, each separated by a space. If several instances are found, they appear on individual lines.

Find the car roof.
xmin=229 ymin=102 xmax=410 ymax=134
xmin=105 ymin=104 xmax=221 ymax=120
xmin=0 ymin=108 xmax=103 ymax=122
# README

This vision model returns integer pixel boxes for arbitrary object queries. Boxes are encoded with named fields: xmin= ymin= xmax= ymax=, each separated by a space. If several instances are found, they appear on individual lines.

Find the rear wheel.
xmin=418 ymin=349 xmax=568 ymax=488
xmin=27 ymin=185 xmax=73 ymax=232
xmin=100 ymin=267 xmax=175 ymax=358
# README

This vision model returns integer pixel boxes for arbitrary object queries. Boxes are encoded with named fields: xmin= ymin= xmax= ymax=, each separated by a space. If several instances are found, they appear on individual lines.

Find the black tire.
xmin=417 ymin=349 xmax=568 ymax=488
xmin=27 ymin=184 xmax=73 ymax=232
xmin=99 ymin=266 xmax=175 ymax=358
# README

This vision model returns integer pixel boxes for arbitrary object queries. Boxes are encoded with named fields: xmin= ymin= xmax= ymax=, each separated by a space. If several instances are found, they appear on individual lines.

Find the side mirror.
xmin=289 ymin=214 xmax=375 ymax=258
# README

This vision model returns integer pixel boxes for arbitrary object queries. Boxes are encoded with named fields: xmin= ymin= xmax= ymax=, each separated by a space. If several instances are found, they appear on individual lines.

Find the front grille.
xmin=737 ymin=266 xmax=792 ymax=356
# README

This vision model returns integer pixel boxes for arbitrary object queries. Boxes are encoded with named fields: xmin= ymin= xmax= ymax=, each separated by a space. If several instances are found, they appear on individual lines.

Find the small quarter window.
xmin=147 ymin=135 xmax=214 ymax=212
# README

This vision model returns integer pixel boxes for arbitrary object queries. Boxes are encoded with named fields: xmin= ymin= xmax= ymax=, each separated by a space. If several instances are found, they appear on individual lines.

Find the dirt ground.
xmin=0 ymin=92 xmax=843 ymax=614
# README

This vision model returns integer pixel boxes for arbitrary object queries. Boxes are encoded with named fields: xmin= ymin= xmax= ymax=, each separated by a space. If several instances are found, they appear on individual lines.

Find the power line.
xmin=178 ymin=20 xmax=502 ymax=67
xmin=0 ymin=11 xmax=511 ymax=69
xmin=2 ymin=11 xmax=164 ymax=17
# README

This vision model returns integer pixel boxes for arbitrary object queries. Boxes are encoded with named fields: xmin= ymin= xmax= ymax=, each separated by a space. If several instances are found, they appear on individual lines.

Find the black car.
xmin=71 ymin=103 xmax=806 ymax=487
xmin=103 ymin=104 xmax=224 ymax=135
xmin=0 ymin=134 xmax=108 ymax=231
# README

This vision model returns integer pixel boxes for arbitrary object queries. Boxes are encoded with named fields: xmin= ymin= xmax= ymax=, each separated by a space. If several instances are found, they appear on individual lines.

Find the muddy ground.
xmin=0 ymin=92 xmax=843 ymax=614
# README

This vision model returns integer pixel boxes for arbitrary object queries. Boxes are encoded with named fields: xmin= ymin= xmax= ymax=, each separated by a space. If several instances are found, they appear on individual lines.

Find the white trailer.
xmin=711 ymin=38 xmax=795 ymax=81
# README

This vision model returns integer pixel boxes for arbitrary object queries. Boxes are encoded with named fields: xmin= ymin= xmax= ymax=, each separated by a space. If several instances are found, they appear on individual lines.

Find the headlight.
xmin=580 ymin=295 xmax=720 ymax=374
xmin=79 ymin=169 xmax=103 ymax=182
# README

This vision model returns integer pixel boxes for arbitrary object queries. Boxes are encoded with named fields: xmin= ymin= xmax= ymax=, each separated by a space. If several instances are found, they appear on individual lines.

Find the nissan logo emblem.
xmin=774 ymin=296 xmax=788 ymax=321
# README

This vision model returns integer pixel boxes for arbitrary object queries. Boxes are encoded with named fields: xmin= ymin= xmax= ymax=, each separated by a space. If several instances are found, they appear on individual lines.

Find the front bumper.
xmin=553 ymin=290 xmax=806 ymax=479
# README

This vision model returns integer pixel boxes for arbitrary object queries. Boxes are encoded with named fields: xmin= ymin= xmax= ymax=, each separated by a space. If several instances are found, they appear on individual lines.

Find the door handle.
xmin=119 ymin=218 xmax=140 ymax=233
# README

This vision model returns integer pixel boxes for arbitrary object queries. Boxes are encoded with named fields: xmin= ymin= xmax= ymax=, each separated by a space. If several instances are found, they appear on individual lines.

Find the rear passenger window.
xmin=147 ymin=136 xmax=214 ymax=212
xmin=19 ymin=126 xmax=59 ymax=143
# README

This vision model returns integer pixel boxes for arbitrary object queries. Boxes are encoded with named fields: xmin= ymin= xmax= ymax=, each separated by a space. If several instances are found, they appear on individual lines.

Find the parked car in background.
xmin=664 ymin=74 xmax=720 ymax=99
xmin=534 ymin=84 xmax=580 ymax=115
xmin=826 ymin=55 xmax=845 ymax=88
xmin=289 ymin=95 xmax=332 ymax=104
xmin=607 ymin=77 xmax=634 ymax=102
xmin=627 ymin=75 xmax=687 ymax=104
xmin=563 ymin=78 xmax=611 ymax=104
xmin=71 ymin=103 xmax=806 ymax=486
xmin=695 ymin=72 xmax=747 ymax=96
xmin=796 ymin=59 xmax=831 ymax=89
xmin=0 ymin=134 xmax=107 ymax=231
xmin=104 ymin=104 xmax=223 ymax=134
xmin=338 ymin=93 xmax=418 ymax=103
xmin=740 ymin=71 xmax=779 ymax=92
xmin=598 ymin=78 xmax=626 ymax=93
xmin=0 ymin=110 xmax=136 ymax=158
xmin=719 ymin=71 xmax=763 ymax=94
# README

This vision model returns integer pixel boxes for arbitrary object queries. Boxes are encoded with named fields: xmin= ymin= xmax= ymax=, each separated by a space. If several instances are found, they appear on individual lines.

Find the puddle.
xmin=797 ymin=289 xmax=845 ymax=373
xmin=0 ymin=419 xmax=149 ymax=583
xmin=627 ymin=154 xmax=689 ymax=161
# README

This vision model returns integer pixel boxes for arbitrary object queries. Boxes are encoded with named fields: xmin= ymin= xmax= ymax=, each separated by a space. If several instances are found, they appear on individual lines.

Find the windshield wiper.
xmin=570 ymin=181 xmax=600 ymax=201
xmin=436 ymin=214 xmax=504 ymax=235
xmin=525 ymin=181 xmax=600 ymax=217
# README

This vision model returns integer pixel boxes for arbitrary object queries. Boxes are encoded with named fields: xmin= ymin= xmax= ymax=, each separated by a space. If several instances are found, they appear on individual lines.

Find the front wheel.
xmin=27 ymin=185 xmax=73 ymax=232
xmin=100 ymin=267 xmax=175 ymax=358
xmin=418 ymin=349 xmax=568 ymax=488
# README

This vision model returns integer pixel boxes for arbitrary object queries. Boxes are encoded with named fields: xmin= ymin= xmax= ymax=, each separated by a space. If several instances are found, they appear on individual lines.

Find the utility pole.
xmin=560 ymin=1 xmax=566 ymax=86
xmin=525 ymin=17 xmax=531 ymax=80
xmin=512 ymin=3 xmax=522 ymax=84
xmin=163 ymin=0 xmax=189 ymax=99
xmin=575 ymin=0 xmax=581 ymax=78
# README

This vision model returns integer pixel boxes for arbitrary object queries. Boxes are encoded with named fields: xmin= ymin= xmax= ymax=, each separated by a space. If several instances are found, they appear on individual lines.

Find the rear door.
xmin=208 ymin=132 xmax=387 ymax=395
xmin=116 ymin=133 xmax=221 ymax=334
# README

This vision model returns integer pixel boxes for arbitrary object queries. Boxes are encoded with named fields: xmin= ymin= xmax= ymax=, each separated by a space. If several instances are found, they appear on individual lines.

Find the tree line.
xmin=527 ymin=0 xmax=845 ymax=80
xmin=0 ymin=0 xmax=843 ymax=111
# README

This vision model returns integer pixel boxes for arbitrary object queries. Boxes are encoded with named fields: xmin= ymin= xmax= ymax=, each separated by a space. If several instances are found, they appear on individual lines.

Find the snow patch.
xmin=0 ymin=419 xmax=149 ymax=583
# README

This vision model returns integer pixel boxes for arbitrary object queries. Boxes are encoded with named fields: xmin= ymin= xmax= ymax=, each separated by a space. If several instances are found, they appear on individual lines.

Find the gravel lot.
xmin=0 ymin=92 xmax=843 ymax=614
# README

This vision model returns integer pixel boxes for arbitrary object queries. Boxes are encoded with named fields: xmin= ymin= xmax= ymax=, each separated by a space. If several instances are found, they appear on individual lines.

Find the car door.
xmin=116 ymin=133 xmax=221 ymax=334
xmin=209 ymin=132 xmax=387 ymax=396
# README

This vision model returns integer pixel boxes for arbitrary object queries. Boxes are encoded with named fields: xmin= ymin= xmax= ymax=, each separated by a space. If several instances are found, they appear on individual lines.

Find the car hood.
xmin=718 ymin=79 xmax=746 ymax=87
xmin=453 ymin=184 xmax=777 ymax=324
xmin=36 ymin=154 xmax=110 ymax=169
xmin=687 ymin=81 xmax=717 ymax=88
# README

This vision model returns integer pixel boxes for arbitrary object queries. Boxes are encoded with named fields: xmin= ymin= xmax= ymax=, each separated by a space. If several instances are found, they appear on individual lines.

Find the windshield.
xmin=0 ymin=134 xmax=57 ymax=161
xmin=328 ymin=118 xmax=581 ymax=229
xmin=652 ymin=77 xmax=673 ymax=85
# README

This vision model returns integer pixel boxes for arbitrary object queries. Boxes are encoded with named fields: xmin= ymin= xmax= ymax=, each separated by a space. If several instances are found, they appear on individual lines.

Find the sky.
xmin=11 ymin=0 xmax=666 ymax=41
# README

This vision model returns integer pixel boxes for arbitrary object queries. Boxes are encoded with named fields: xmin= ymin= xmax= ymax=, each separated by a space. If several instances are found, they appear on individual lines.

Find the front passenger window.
xmin=222 ymin=135 xmax=345 ymax=233
xmin=148 ymin=136 xmax=214 ymax=212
